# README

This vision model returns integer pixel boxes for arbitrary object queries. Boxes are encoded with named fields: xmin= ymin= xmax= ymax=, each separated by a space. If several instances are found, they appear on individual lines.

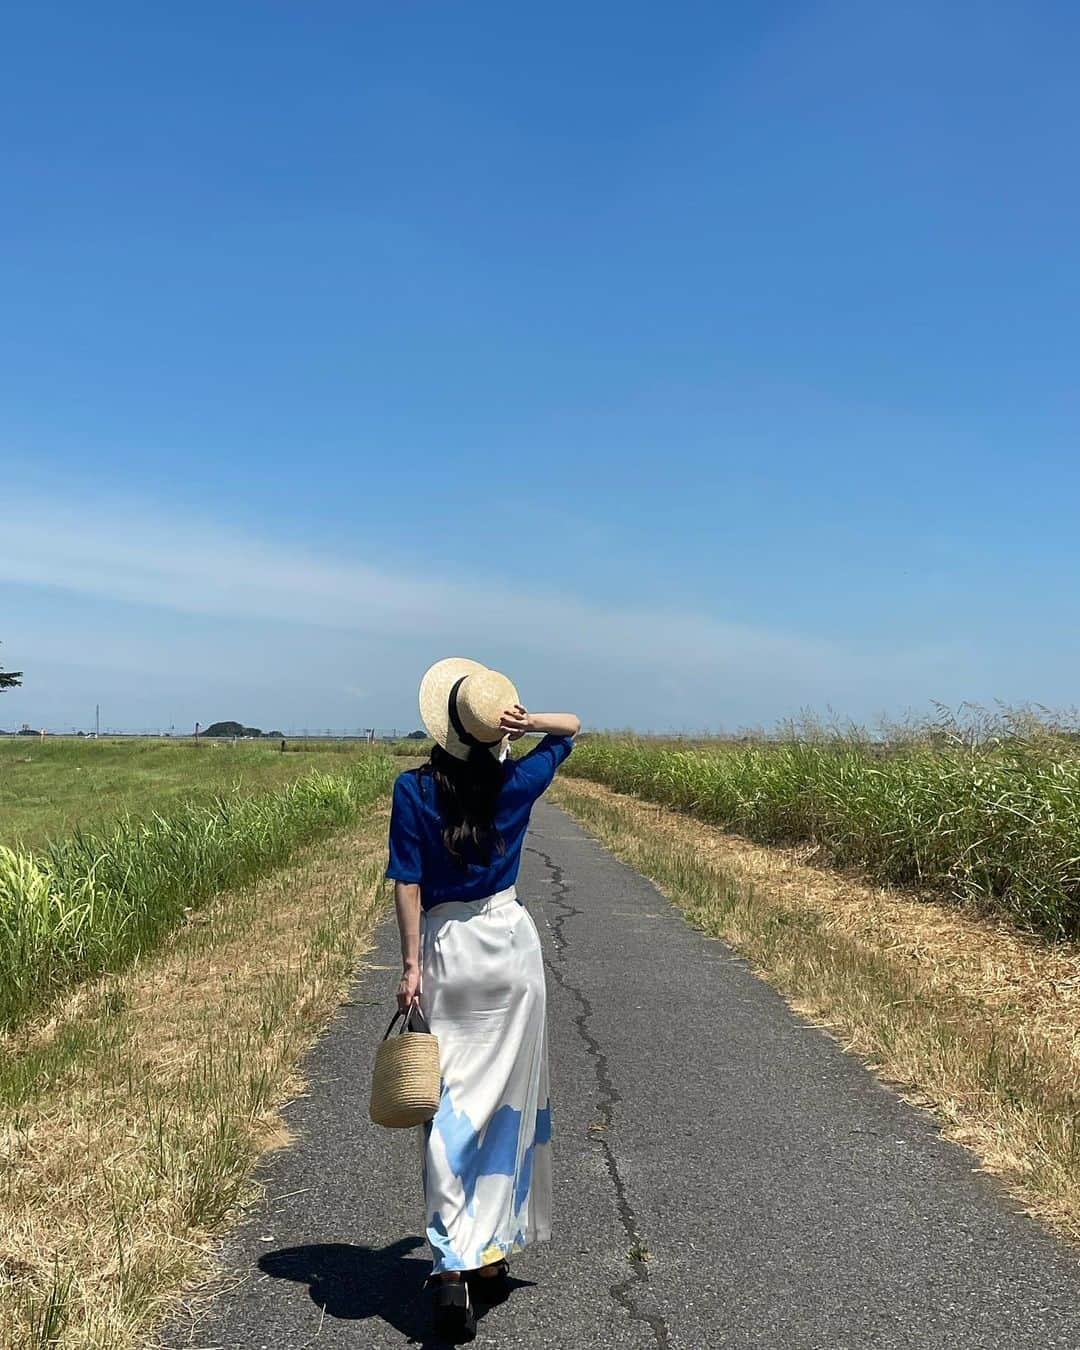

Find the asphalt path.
xmin=163 ymin=800 xmax=1080 ymax=1349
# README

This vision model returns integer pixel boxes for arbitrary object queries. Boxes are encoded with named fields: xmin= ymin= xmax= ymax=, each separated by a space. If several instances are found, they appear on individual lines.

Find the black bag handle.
xmin=381 ymin=1001 xmax=431 ymax=1040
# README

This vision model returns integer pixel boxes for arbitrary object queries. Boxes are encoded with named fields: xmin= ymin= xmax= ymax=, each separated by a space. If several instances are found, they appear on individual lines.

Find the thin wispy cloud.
xmin=2 ymin=499 xmax=945 ymax=667
xmin=2 ymin=496 xmax=963 ymax=731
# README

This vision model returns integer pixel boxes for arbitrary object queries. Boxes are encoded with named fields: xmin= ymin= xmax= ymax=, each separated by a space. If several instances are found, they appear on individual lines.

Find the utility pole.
xmin=95 ymin=704 xmax=100 ymax=739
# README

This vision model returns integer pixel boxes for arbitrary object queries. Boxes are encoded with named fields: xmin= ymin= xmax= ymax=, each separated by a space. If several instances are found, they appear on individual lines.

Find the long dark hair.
xmin=425 ymin=743 xmax=507 ymax=869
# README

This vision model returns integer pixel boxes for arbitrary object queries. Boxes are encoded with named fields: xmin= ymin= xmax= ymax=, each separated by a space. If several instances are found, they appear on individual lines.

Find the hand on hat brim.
xmin=499 ymin=704 xmax=531 ymax=741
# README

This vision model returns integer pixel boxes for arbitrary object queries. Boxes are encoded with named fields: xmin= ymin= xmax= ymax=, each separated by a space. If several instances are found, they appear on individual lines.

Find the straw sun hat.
xmin=419 ymin=657 xmax=520 ymax=762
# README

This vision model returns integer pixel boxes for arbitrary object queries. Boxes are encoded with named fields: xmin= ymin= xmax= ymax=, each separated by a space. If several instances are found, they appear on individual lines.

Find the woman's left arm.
xmin=395 ymin=881 xmax=422 ymax=1012
xmin=500 ymin=706 xmax=581 ymax=740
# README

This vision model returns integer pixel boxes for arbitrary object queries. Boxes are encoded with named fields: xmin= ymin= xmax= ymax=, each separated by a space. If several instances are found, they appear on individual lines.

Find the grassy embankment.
xmin=553 ymin=730 xmax=1080 ymax=1243
xmin=0 ymin=741 xmax=401 ymax=1348
xmin=563 ymin=730 xmax=1080 ymax=938
xmin=0 ymin=750 xmax=397 ymax=1031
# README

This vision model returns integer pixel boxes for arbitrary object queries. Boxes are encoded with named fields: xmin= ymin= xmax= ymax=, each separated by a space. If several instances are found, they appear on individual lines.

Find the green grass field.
xmin=0 ymin=737 xmax=383 ymax=849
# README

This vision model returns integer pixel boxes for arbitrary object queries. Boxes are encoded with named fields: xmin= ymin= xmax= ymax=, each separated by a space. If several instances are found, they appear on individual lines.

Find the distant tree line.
xmin=202 ymin=721 xmax=285 ymax=739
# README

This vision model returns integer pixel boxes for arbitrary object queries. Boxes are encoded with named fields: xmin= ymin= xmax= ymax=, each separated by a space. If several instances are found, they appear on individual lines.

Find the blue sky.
xmin=3 ymin=1 xmax=1079 ymax=733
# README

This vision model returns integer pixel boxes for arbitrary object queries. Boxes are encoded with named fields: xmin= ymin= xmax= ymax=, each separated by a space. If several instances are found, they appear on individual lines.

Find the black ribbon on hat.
xmin=447 ymin=676 xmax=504 ymax=749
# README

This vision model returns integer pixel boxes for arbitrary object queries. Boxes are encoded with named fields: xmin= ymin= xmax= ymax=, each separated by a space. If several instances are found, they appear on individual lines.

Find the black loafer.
xmin=432 ymin=1278 xmax=477 ymax=1341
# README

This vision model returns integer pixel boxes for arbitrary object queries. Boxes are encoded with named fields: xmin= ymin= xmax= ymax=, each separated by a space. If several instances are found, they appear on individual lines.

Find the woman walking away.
xmin=385 ymin=658 xmax=580 ymax=1341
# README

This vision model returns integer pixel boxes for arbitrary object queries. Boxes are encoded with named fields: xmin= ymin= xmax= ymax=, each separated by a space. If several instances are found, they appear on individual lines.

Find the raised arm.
xmin=499 ymin=706 xmax=581 ymax=740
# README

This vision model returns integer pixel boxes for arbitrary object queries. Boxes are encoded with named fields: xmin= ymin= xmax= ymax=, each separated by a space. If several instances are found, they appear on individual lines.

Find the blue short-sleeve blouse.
xmin=384 ymin=734 xmax=574 ymax=908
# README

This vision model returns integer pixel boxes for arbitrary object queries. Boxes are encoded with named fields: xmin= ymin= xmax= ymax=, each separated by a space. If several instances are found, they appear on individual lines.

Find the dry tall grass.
xmin=0 ymin=806 xmax=393 ymax=1349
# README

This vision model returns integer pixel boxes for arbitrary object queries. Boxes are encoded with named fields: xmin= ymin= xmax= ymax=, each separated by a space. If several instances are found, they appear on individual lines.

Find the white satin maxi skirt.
xmin=418 ymin=885 xmax=552 ymax=1274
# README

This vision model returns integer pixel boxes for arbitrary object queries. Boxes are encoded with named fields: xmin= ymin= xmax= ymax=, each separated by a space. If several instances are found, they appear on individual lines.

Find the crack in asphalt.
xmin=526 ymin=841 xmax=672 ymax=1350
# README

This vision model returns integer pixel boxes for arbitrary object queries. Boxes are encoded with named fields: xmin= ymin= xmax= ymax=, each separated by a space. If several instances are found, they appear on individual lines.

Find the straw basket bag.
xmin=369 ymin=1002 xmax=441 ymax=1128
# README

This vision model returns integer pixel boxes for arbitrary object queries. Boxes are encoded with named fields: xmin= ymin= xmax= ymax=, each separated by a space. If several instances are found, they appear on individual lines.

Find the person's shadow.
xmin=259 ymin=1236 xmax=532 ymax=1346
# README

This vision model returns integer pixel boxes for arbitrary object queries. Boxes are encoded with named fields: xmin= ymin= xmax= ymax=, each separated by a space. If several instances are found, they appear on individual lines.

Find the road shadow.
xmin=259 ymin=1237 xmax=532 ymax=1346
